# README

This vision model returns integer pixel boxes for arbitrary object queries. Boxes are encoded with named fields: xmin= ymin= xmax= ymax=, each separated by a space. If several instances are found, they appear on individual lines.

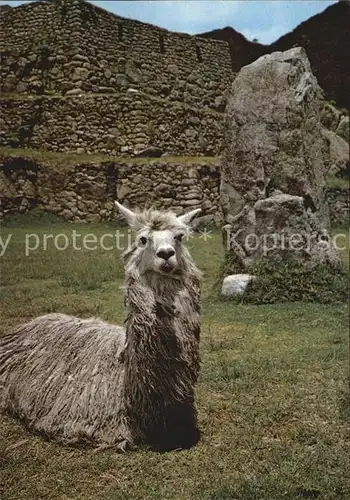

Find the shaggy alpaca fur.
xmin=0 ymin=206 xmax=202 ymax=451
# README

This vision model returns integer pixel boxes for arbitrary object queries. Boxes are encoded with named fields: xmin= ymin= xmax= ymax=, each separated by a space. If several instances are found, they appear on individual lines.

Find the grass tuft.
xmin=325 ymin=175 xmax=349 ymax=189
xmin=2 ymin=207 xmax=62 ymax=227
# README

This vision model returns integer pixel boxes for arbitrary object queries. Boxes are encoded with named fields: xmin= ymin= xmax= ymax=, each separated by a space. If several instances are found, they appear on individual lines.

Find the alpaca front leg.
xmin=108 ymin=414 xmax=138 ymax=452
xmin=161 ymin=402 xmax=200 ymax=451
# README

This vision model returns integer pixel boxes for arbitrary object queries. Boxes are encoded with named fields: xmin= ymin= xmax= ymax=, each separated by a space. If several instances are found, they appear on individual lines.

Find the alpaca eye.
xmin=175 ymin=233 xmax=184 ymax=242
xmin=139 ymin=236 xmax=147 ymax=245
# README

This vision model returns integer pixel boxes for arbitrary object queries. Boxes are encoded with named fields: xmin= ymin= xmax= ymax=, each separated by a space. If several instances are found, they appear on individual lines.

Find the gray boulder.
xmin=221 ymin=274 xmax=255 ymax=297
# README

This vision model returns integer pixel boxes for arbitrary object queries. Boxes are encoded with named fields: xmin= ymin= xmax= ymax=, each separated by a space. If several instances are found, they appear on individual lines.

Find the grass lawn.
xmin=0 ymin=217 xmax=349 ymax=500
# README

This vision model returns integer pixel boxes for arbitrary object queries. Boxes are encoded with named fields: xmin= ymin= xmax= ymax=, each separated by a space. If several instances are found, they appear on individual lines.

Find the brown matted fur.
xmin=0 ymin=206 xmax=202 ymax=451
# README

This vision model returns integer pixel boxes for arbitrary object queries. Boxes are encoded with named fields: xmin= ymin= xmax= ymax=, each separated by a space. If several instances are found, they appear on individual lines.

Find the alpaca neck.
xmin=123 ymin=268 xmax=200 ymax=355
xmin=124 ymin=265 xmax=201 ymax=340
xmin=122 ymin=266 xmax=201 ymax=432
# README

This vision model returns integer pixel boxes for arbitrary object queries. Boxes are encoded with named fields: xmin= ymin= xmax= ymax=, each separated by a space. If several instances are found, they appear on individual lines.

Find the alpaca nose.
xmin=157 ymin=248 xmax=175 ymax=261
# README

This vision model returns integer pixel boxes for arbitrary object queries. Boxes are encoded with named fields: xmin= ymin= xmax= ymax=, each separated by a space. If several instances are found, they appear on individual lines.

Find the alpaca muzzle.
xmin=160 ymin=261 xmax=175 ymax=274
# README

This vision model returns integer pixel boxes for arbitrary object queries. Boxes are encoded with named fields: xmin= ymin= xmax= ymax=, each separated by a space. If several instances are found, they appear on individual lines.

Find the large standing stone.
xmin=221 ymin=47 xmax=341 ymax=279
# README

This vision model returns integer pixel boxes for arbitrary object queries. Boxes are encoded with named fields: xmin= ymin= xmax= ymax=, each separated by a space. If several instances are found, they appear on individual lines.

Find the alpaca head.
xmin=115 ymin=202 xmax=201 ymax=276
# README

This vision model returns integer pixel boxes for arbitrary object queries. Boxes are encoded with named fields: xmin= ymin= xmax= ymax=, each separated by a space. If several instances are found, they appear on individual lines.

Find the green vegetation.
xmin=0 ymin=147 xmax=218 ymax=170
xmin=1 ymin=207 xmax=63 ymax=228
xmin=0 ymin=218 xmax=348 ymax=499
xmin=217 ymin=227 xmax=349 ymax=305
xmin=325 ymin=174 xmax=349 ymax=189
xmin=243 ymin=256 xmax=348 ymax=304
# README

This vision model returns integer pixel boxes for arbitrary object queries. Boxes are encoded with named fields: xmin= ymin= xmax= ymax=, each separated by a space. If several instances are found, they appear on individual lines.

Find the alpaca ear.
xmin=115 ymin=201 xmax=136 ymax=226
xmin=177 ymin=208 xmax=201 ymax=226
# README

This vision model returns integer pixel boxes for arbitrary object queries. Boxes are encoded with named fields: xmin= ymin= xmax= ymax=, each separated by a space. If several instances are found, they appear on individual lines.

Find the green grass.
xmin=325 ymin=175 xmax=349 ymax=189
xmin=0 ymin=146 xmax=218 ymax=170
xmin=242 ymin=257 xmax=348 ymax=304
xmin=0 ymin=219 xmax=349 ymax=500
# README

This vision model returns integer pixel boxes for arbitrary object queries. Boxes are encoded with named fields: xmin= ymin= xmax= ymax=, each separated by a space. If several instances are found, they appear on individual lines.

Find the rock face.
xmin=336 ymin=115 xmax=349 ymax=144
xmin=320 ymin=102 xmax=349 ymax=179
xmin=326 ymin=188 xmax=349 ymax=228
xmin=221 ymin=274 xmax=255 ymax=298
xmin=221 ymin=47 xmax=341 ymax=274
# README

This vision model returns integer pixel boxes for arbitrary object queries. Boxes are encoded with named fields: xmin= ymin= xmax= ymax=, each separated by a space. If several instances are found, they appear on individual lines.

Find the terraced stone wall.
xmin=0 ymin=92 xmax=224 ymax=156
xmin=0 ymin=0 xmax=233 ymax=111
xmin=0 ymin=155 xmax=222 ymax=225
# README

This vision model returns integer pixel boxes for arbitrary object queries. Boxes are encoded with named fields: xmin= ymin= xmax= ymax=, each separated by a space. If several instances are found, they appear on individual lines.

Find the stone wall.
xmin=117 ymin=161 xmax=222 ymax=225
xmin=0 ymin=92 xmax=224 ymax=156
xmin=0 ymin=156 xmax=115 ymax=222
xmin=0 ymin=155 xmax=222 ymax=225
xmin=0 ymin=0 xmax=233 ymax=111
xmin=0 ymin=0 xmax=231 ymax=158
xmin=0 ymin=156 xmax=38 ymax=215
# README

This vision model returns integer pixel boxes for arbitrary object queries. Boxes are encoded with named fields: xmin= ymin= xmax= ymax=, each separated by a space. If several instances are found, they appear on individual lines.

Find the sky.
xmin=3 ymin=1 xmax=337 ymax=44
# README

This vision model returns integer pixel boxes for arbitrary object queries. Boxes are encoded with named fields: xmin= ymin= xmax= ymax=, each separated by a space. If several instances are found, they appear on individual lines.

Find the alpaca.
xmin=0 ymin=202 xmax=202 ymax=451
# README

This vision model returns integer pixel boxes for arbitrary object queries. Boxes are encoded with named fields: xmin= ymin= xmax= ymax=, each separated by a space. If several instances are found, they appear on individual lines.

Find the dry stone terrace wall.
xmin=0 ymin=1 xmax=73 ymax=95
xmin=0 ymin=157 xmax=38 ymax=215
xmin=0 ymin=0 xmax=233 ymax=110
xmin=75 ymin=0 xmax=233 ymax=110
xmin=0 ymin=93 xmax=224 ymax=156
xmin=1 ymin=154 xmax=346 ymax=227
xmin=117 ymin=161 xmax=222 ymax=225
xmin=0 ymin=0 xmax=230 ymax=158
xmin=0 ymin=2 xmax=60 ymax=50
xmin=0 ymin=158 xmax=115 ymax=222
xmin=0 ymin=155 xmax=222 ymax=224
